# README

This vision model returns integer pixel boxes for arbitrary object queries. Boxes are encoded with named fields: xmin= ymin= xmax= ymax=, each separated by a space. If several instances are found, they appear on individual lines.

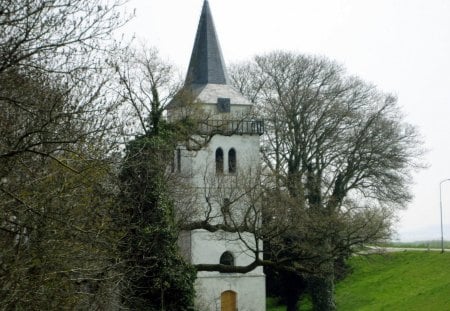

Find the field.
xmin=383 ymin=240 xmax=450 ymax=249
xmin=268 ymin=251 xmax=450 ymax=310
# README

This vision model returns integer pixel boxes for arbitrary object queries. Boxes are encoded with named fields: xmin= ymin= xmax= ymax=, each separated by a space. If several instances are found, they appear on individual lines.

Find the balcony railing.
xmin=196 ymin=119 xmax=265 ymax=136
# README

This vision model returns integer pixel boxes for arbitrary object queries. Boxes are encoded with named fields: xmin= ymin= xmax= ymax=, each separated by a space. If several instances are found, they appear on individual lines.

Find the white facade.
xmin=178 ymin=229 xmax=265 ymax=311
xmin=175 ymin=131 xmax=266 ymax=310
xmin=169 ymin=1 xmax=266 ymax=309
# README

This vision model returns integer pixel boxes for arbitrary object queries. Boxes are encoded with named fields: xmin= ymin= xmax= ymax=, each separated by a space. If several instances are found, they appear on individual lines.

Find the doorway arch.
xmin=221 ymin=290 xmax=237 ymax=311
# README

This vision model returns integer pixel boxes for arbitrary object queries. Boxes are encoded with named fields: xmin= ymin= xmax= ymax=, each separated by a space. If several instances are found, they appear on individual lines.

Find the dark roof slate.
xmin=185 ymin=0 xmax=229 ymax=85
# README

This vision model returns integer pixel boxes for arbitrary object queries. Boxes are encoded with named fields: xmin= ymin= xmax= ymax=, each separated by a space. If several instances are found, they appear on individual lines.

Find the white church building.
xmin=167 ymin=1 xmax=266 ymax=310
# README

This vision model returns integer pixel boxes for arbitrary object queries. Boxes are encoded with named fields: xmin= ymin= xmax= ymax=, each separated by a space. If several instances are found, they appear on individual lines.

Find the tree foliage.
xmin=0 ymin=68 xmax=123 ymax=309
xmin=118 ymin=130 xmax=196 ymax=310
xmin=113 ymin=47 xmax=197 ymax=310
xmin=0 ymin=0 xmax=129 ymax=308
xmin=229 ymin=51 xmax=423 ymax=310
xmin=0 ymin=0 xmax=128 ymax=75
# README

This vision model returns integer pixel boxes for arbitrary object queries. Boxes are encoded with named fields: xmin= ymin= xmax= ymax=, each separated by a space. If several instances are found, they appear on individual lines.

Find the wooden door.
xmin=221 ymin=290 xmax=237 ymax=311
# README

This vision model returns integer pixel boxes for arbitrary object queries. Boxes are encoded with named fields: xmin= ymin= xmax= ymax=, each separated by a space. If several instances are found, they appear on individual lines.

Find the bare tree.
xmin=227 ymin=51 xmax=424 ymax=310
xmin=0 ymin=68 xmax=124 ymax=309
xmin=0 ymin=0 xmax=129 ymax=75
xmin=111 ymin=47 xmax=181 ymax=135
xmin=0 ymin=1 xmax=130 ymax=308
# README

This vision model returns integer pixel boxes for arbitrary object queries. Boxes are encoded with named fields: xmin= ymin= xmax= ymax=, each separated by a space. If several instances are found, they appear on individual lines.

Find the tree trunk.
xmin=286 ymin=300 xmax=299 ymax=311
xmin=308 ymin=237 xmax=336 ymax=311
xmin=308 ymin=271 xmax=336 ymax=311
xmin=284 ymin=277 xmax=304 ymax=311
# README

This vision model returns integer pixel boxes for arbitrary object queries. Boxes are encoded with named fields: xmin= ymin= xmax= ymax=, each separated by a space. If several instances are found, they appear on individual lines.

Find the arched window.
xmin=220 ymin=251 xmax=234 ymax=266
xmin=228 ymin=148 xmax=236 ymax=173
xmin=216 ymin=148 xmax=224 ymax=174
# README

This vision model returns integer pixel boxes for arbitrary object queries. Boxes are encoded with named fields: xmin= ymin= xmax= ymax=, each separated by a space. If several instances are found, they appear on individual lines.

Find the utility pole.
xmin=439 ymin=179 xmax=450 ymax=253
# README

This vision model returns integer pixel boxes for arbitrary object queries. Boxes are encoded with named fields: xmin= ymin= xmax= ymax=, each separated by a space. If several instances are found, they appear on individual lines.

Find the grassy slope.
xmin=267 ymin=251 xmax=450 ymax=311
xmin=336 ymin=252 xmax=450 ymax=310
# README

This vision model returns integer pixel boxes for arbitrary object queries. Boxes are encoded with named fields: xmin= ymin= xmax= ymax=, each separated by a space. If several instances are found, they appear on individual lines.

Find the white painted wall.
xmin=195 ymin=275 xmax=266 ymax=311
xmin=178 ymin=229 xmax=266 ymax=310
xmin=180 ymin=132 xmax=266 ymax=310
xmin=190 ymin=229 xmax=263 ymax=276
xmin=190 ymin=134 xmax=260 ymax=184
xmin=173 ymin=94 xmax=266 ymax=310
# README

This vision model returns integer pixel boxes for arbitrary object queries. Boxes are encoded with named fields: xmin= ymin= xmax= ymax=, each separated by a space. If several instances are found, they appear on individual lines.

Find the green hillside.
xmin=336 ymin=251 xmax=450 ymax=310
xmin=268 ymin=251 xmax=450 ymax=310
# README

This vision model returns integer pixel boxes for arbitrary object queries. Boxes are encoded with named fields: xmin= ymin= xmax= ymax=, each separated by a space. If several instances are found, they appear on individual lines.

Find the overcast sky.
xmin=121 ymin=0 xmax=450 ymax=241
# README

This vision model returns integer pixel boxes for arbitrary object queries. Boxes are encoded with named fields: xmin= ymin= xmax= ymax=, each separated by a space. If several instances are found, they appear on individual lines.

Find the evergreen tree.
xmin=117 ymin=118 xmax=196 ymax=310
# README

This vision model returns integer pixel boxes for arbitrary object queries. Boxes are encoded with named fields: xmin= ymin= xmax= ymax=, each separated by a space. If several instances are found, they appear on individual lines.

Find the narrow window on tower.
xmin=216 ymin=147 xmax=224 ymax=174
xmin=228 ymin=148 xmax=236 ymax=173
xmin=171 ymin=151 xmax=175 ymax=172
xmin=177 ymin=148 xmax=181 ymax=172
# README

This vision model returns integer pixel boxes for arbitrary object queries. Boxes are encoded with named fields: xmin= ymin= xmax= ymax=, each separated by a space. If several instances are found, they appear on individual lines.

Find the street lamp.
xmin=439 ymin=179 xmax=450 ymax=253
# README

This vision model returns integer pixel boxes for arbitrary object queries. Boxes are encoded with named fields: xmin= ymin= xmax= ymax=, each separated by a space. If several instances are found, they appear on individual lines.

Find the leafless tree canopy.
xmin=112 ymin=47 xmax=182 ymax=136
xmin=229 ymin=51 xmax=424 ymax=308
xmin=231 ymin=51 xmax=423 ymax=214
xmin=0 ymin=1 xmax=129 ymax=308
xmin=0 ymin=0 xmax=129 ymax=75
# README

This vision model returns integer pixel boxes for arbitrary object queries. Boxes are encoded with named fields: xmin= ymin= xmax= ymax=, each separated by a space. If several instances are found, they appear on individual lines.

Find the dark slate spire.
xmin=185 ymin=0 xmax=229 ymax=85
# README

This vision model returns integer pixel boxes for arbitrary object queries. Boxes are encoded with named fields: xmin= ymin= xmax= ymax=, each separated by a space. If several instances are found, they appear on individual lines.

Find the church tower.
xmin=168 ymin=1 xmax=265 ymax=310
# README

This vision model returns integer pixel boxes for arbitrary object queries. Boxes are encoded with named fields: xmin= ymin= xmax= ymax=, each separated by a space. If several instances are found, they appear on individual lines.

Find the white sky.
xmin=121 ymin=0 xmax=450 ymax=241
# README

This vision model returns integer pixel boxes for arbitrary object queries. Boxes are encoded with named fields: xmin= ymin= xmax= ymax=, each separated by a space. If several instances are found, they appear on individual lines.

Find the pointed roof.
xmin=185 ymin=0 xmax=229 ymax=85
xmin=167 ymin=0 xmax=253 ymax=111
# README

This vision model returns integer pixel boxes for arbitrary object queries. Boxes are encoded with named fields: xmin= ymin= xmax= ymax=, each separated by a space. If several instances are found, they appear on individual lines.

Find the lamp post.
xmin=439 ymin=179 xmax=450 ymax=253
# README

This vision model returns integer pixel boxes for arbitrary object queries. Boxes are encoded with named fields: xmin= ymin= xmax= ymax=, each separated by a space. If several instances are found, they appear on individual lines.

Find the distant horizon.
xmin=394 ymin=223 xmax=450 ymax=242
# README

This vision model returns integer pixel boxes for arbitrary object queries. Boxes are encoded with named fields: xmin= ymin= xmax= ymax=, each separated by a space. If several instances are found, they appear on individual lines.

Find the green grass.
xmin=266 ymin=297 xmax=285 ymax=311
xmin=336 ymin=252 xmax=450 ymax=310
xmin=268 ymin=251 xmax=450 ymax=311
